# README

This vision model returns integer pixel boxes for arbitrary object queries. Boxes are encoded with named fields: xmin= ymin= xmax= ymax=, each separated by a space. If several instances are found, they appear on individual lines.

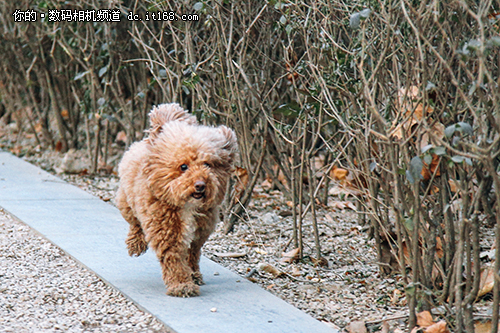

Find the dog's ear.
xmin=218 ymin=126 xmax=239 ymax=165
xmin=147 ymin=103 xmax=197 ymax=142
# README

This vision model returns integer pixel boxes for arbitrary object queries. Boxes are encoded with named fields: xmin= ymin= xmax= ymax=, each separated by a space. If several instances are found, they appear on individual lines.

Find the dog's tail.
xmin=147 ymin=103 xmax=197 ymax=141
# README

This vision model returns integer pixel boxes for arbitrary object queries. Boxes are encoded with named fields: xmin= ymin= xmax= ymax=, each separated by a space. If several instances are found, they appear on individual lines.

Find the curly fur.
xmin=116 ymin=103 xmax=238 ymax=297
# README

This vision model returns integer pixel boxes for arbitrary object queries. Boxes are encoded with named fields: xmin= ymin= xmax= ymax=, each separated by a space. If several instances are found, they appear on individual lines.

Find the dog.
xmin=116 ymin=103 xmax=238 ymax=297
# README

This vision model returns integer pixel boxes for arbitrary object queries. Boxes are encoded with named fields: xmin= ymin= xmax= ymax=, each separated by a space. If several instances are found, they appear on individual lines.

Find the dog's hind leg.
xmin=116 ymin=187 xmax=148 ymax=256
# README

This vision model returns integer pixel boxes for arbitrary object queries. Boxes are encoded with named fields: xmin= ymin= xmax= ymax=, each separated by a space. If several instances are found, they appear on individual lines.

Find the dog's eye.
xmin=180 ymin=164 xmax=189 ymax=172
xmin=204 ymin=162 xmax=210 ymax=168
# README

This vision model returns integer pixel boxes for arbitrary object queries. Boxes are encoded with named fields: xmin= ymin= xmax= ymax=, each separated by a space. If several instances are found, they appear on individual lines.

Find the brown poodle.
xmin=116 ymin=103 xmax=238 ymax=297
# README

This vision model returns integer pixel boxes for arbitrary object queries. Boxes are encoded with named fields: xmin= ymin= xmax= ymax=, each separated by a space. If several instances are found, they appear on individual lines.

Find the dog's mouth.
xmin=191 ymin=193 xmax=205 ymax=200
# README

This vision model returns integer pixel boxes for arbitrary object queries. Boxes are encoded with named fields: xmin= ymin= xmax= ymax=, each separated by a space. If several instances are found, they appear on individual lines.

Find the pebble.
xmin=0 ymin=209 xmax=171 ymax=333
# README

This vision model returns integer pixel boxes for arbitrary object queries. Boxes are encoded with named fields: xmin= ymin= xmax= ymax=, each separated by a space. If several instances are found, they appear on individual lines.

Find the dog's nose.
xmin=194 ymin=180 xmax=206 ymax=193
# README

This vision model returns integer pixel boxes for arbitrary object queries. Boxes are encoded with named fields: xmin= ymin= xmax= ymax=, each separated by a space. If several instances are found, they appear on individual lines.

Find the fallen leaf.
xmin=291 ymin=266 xmax=301 ymax=277
xmin=260 ymin=178 xmax=273 ymax=191
xmin=417 ymin=310 xmax=434 ymax=327
xmin=311 ymin=256 xmax=329 ymax=267
xmin=474 ymin=320 xmax=500 ymax=333
xmin=331 ymin=201 xmax=357 ymax=211
xmin=347 ymin=321 xmax=367 ymax=333
xmin=280 ymin=248 xmax=300 ymax=263
xmin=331 ymin=165 xmax=349 ymax=181
xmin=213 ymin=252 xmax=247 ymax=258
xmin=254 ymin=248 xmax=268 ymax=255
xmin=421 ymin=154 xmax=441 ymax=181
xmin=477 ymin=266 xmax=494 ymax=298
xmin=391 ymin=288 xmax=402 ymax=304
xmin=233 ymin=166 xmax=248 ymax=201
xmin=381 ymin=321 xmax=390 ymax=333
xmin=115 ymin=130 xmax=127 ymax=144
xmin=257 ymin=263 xmax=283 ymax=278
xmin=266 ymin=284 xmax=276 ymax=289
xmin=426 ymin=321 xmax=450 ymax=333
xmin=448 ymin=179 xmax=458 ymax=193
xmin=55 ymin=140 xmax=63 ymax=152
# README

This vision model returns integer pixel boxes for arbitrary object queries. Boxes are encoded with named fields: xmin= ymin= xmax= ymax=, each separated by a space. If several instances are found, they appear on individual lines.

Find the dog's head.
xmin=144 ymin=121 xmax=238 ymax=209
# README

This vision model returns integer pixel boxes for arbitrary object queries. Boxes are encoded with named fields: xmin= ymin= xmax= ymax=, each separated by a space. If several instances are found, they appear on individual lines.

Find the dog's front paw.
xmin=192 ymin=271 xmax=205 ymax=286
xmin=126 ymin=234 xmax=148 ymax=257
xmin=167 ymin=282 xmax=200 ymax=297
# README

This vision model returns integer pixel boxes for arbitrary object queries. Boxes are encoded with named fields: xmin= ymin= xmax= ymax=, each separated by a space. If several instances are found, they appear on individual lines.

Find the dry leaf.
xmin=436 ymin=237 xmax=444 ymax=259
xmin=115 ymin=130 xmax=127 ymax=144
xmin=448 ymin=179 xmax=458 ymax=193
xmin=421 ymin=154 xmax=441 ymax=181
xmin=280 ymin=248 xmax=300 ymax=263
xmin=331 ymin=201 xmax=357 ymax=211
xmin=257 ymin=263 xmax=283 ymax=278
xmin=426 ymin=321 xmax=450 ymax=333
xmin=55 ymin=140 xmax=63 ymax=153
xmin=260 ymin=178 xmax=273 ymax=191
xmin=477 ymin=266 xmax=494 ymax=298
xmin=475 ymin=320 xmax=500 ymax=333
xmin=417 ymin=310 xmax=434 ymax=327
xmin=233 ymin=167 xmax=248 ymax=199
xmin=381 ymin=321 xmax=390 ymax=333
xmin=213 ymin=252 xmax=247 ymax=258
xmin=61 ymin=109 xmax=69 ymax=119
xmin=254 ymin=248 xmax=268 ymax=255
xmin=331 ymin=165 xmax=349 ymax=181
xmin=347 ymin=321 xmax=367 ymax=333
xmin=391 ymin=289 xmax=402 ymax=304
xmin=291 ymin=266 xmax=301 ymax=277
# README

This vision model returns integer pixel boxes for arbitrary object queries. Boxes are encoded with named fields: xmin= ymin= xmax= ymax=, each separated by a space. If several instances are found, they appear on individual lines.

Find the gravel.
xmin=0 ymin=208 xmax=172 ymax=333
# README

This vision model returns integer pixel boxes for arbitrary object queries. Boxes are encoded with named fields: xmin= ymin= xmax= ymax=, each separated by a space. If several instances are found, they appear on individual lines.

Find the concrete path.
xmin=0 ymin=151 xmax=336 ymax=333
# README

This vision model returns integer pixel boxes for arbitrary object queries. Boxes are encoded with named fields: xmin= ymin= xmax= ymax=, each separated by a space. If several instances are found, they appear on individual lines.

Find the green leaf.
xmin=193 ymin=2 xmax=204 ymax=11
xmin=433 ymin=146 xmax=446 ymax=156
xmin=444 ymin=125 xmax=456 ymax=138
xmin=279 ymin=15 xmax=287 ymax=25
xmin=466 ymin=39 xmax=481 ymax=51
xmin=489 ymin=36 xmax=500 ymax=47
xmin=274 ymin=102 xmax=301 ymax=119
xmin=423 ymin=154 xmax=432 ymax=165
xmin=404 ymin=216 xmax=414 ymax=232
xmin=98 ymin=65 xmax=108 ymax=78
xmin=457 ymin=122 xmax=473 ymax=136
xmin=350 ymin=9 xmax=370 ymax=30
xmin=407 ymin=156 xmax=423 ymax=184
xmin=425 ymin=81 xmax=436 ymax=91
xmin=349 ymin=13 xmax=361 ymax=29
xmin=421 ymin=144 xmax=433 ymax=154
xmin=451 ymin=155 xmax=465 ymax=163
xmin=360 ymin=8 xmax=371 ymax=18
xmin=405 ymin=283 xmax=416 ymax=297
xmin=74 ymin=71 xmax=89 ymax=81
